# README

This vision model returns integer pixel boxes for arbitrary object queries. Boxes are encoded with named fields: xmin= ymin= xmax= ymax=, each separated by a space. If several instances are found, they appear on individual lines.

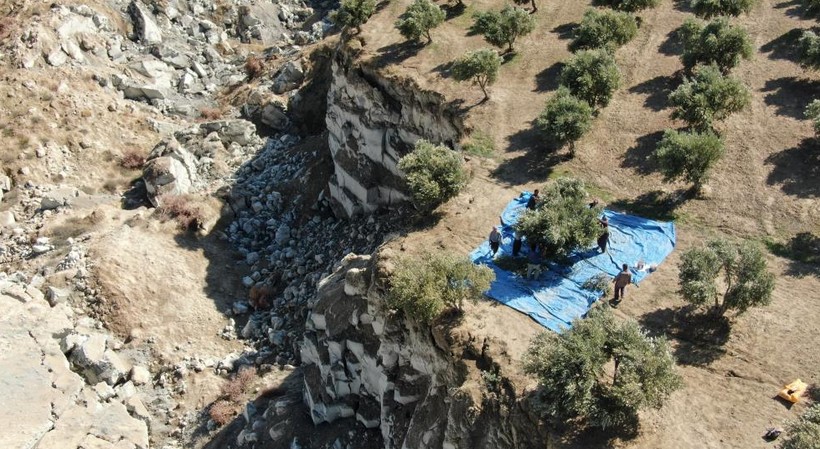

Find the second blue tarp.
xmin=470 ymin=193 xmax=676 ymax=332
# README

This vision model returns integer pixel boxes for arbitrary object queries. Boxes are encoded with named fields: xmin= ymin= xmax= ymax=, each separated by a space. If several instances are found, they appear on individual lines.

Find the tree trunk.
xmin=426 ymin=30 xmax=433 ymax=44
xmin=531 ymin=0 xmax=537 ymax=12
xmin=479 ymin=80 xmax=489 ymax=101
xmin=612 ymin=357 xmax=620 ymax=386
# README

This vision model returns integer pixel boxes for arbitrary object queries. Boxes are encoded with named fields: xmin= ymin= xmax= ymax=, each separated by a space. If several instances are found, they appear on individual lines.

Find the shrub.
xmin=594 ymin=0 xmax=661 ymax=12
xmin=515 ymin=178 xmax=602 ymax=259
xmin=220 ymin=366 xmax=257 ymax=402
xmin=330 ymin=0 xmax=377 ymax=33
xmin=472 ymin=5 xmax=535 ymax=53
xmin=680 ymin=18 xmax=753 ymax=72
xmin=799 ymin=30 xmax=820 ymax=69
xmin=120 ymin=150 xmax=146 ymax=169
xmin=560 ymin=49 xmax=621 ymax=108
xmin=668 ymin=64 xmax=750 ymax=130
xmin=691 ymin=0 xmax=756 ymax=18
xmin=806 ymin=100 xmax=820 ymax=136
xmin=780 ymin=403 xmax=820 ymax=449
xmin=653 ymin=129 xmax=724 ymax=192
xmin=523 ymin=306 xmax=682 ymax=429
xmin=572 ymin=9 xmax=639 ymax=52
xmin=395 ymin=0 xmax=445 ymax=44
xmin=155 ymin=194 xmax=205 ymax=230
xmin=209 ymin=400 xmax=236 ymax=426
xmin=582 ymin=272 xmax=613 ymax=298
xmin=388 ymin=252 xmax=494 ymax=324
xmin=535 ymin=87 xmax=594 ymax=156
xmin=398 ymin=140 xmax=468 ymax=211
xmin=678 ymin=239 xmax=776 ymax=316
xmin=244 ymin=56 xmax=264 ymax=79
xmin=451 ymin=48 xmax=502 ymax=100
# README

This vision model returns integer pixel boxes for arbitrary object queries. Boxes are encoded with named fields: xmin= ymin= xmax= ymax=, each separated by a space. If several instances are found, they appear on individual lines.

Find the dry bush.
xmin=244 ymin=56 xmax=265 ymax=79
xmin=120 ymin=150 xmax=146 ymax=170
xmin=155 ymin=194 xmax=204 ymax=230
xmin=208 ymin=400 xmax=237 ymax=426
xmin=200 ymin=107 xmax=223 ymax=120
xmin=220 ymin=366 xmax=257 ymax=402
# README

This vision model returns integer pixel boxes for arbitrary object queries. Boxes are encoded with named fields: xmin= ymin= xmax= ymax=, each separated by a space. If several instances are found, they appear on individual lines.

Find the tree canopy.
xmin=397 ymin=140 xmax=468 ymax=211
xmin=668 ymin=63 xmax=750 ymax=130
xmin=560 ymin=49 xmax=621 ymax=108
xmin=690 ymin=0 xmax=756 ymax=18
xmin=572 ymin=8 xmax=639 ymax=52
xmin=653 ymin=129 xmax=724 ymax=192
xmin=472 ymin=5 xmax=536 ymax=53
xmin=535 ymin=87 xmax=594 ymax=155
xmin=330 ymin=0 xmax=377 ymax=33
xmin=679 ymin=18 xmax=753 ymax=72
xmin=799 ymin=30 xmax=820 ymax=69
xmin=451 ymin=48 xmax=502 ymax=100
xmin=594 ymin=0 xmax=661 ymax=12
xmin=395 ymin=0 xmax=445 ymax=44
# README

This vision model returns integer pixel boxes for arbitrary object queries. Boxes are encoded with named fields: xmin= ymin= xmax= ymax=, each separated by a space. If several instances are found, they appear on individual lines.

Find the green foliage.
xmin=535 ymin=87 xmax=594 ymax=155
xmin=387 ymin=252 xmax=495 ymax=324
xmin=515 ymin=178 xmax=602 ymax=260
xmin=799 ymin=31 xmax=820 ymax=69
xmin=653 ymin=129 xmax=724 ymax=191
xmin=472 ymin=6 xmax=535 ymax=53
xmin=330 ymin=0 xmax=377 ymax=32
xmin=806 ymin=99 xmax=820 ymax=135
xmin=779 ymin=403 xmax=820 ymax=449
xmin=678 ymin=239 xmax=776 ymax=316
xmin=398 ymin=140 xmax=468 ymax=211
xmin=800 ymin=0 xmax=820 ymax=16
xmin=523 ymin=307 xmax=682 ymax=429
xmin=395 ymin=0 xmax=445 ymax=44
xmin=690 ymin=0 xmax=756 ymax=18
xmin=582 ymin=272 xmax=613 ymax=297
xmin=680 ymin=18 xmax=753 ymax=72
xmin=451 ymin=48 xmax=502 ymax=99
xmin=573 ymin=8 xmax=639 ymax=52
xmin=595 ymin=0 xmax=661 ymax=12
xmin=560 ymin=49 xmax=621 ymax=108
xmin=668 ymin=64 xmax=750 ymax=130
xmin=462 ymin=131 xmax=496 ymax=157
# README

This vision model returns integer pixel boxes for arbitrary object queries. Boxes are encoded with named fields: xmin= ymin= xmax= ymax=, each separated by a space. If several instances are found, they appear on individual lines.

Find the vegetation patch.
xmin=398 ymin=139 xmax=469 ymax=211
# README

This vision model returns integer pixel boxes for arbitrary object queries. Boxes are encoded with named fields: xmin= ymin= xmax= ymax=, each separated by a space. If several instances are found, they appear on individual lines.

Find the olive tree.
xmin=595 ymin=0 xmax=661 ymax=12
xmin=806 ymin=99 xmax=820 ymax=136
xmin=472 ymin=5 xmax=535 ymax=53
xmin=560 ymin=49 xmax=621 ymax=108
xmin=523 ymin=306 xmax=682 ymax=429
xmin=572 ymin=8 xmax=639 ymax=52
xmin=451 ymin=48 xmax=502 ymax=100
xmin=668 ymin=63 xmax=750 ymax=130
xmin=535 ymin=87 xmax=594 ymax=156
xmin=690 ymin=0 xmax=756 ymax=18
xmin=397 ymin=139 xmax=468 ymax=211
xmin=395 ymin=0 xmax=445 ymax=44
xmin=515 ymin=177 xmax=602 ymax=259
xmin=388 ymin=252 xmax=494 ymax=324
xmin=653 ymin=129 xmax=724 ymax=192
xmin=679 ymin=18 xmax=753 ymax=72
xmin=330 ymin=0 xmax=377 ymax=33
xmin=799 ymin=30 xmax=820 ymax=69
xmin=779 ymin=403 xmax=820 ymax=449
xmin=678 ymin=239 xmax=776 ymax=316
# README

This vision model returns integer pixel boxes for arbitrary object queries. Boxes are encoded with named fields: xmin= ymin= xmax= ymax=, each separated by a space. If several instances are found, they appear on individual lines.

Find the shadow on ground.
xmin=640 ymin=306 xmax=731 ymax=367
xmin=765 ymin=137 xmax=820 ymax=198
xmin=371 ymin=40 xmax=424 ymax=69
xmin=490 ymin=125 xmax=569 ymax=184
xmin=628 ymin=76 xmax=673 ymax=112
xmin=552 ymin=22 xmax=578 ymax=41
xmin=761 ymin=77 xmax=820 ymax=119
xmin=774 ymin=0 xmax=812 ymax=18
xmin=765 ymin=232 xmax=820 ymax=278
xmin=609 ymin=189 xmax=690 ymax=221
xmin=620 ymin=130 xmax=664 ymax=175
xmin=659 ymin=28 xmax=684 ymax=56
xmin=760 ymin=28 xmax=806 ymax=63
xmin=534 ymin=61 xmax=564 ymax=92
xmin=442 ymin=2 xmax=467 ymax=19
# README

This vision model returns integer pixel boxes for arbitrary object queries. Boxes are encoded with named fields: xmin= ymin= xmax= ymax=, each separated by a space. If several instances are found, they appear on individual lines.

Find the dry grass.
xmin=155 ymin=194 xmax=205 ymax=230
xmin=220 ymin=366 xmax=257 ymax=402
xmin=200 ymin=107 xmax=223 ymax=120
xmin=244 ymin=55 xmax=265 ymax=80
xmin=208 ymin=400 xmax=237 ymax=426
xmin=120 ymin=150 xmax=146 ymax=170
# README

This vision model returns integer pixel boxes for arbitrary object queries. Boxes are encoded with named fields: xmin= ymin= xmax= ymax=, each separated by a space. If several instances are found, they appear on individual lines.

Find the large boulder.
xmin=142 ymin=137 xmax=198 ymax=206
xmin=200 ymin=119 xmax=259 ymax=146
xmin=260 ymin=102 xmax=289 ymax=130
xmin=272 ymin=61 xmax=304 ymax=94
xmin=128 ymin=0 xmax=163 ymax=44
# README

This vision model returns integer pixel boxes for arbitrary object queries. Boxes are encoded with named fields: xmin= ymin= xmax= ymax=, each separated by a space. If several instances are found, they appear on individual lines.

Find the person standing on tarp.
xmin=526 ymin=248 xmax=541 ymax=279
xmin=489 ymin=226 xmax=502 ymax=256
xmin=526 ymin=189 xmax=540 ymax=210
xmin=612 ymin=264 xmax=632 ymax=305
xmin=597 ymin=216 xmax=609 ymax=253
xmin=512 ymin=229 xmax=523 ymax=257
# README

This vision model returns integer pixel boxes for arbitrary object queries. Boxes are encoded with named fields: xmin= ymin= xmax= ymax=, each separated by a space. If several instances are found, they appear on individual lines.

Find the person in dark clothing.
xmin=597 ymin=216 xmax=609 ymax=252
xmin=526 ymin=189 xmax=540 ymax=210
xmin=489 ymin=226 xmax=502 ymax=256
xmin=512 ymin=230 xmax=523 ymax=257
xmin=612 ymin=264 xmax=632 ymax=305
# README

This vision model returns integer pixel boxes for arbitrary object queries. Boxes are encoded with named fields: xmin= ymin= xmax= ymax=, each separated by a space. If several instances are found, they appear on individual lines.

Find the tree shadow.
xmin=671 ymin=0 xmax=694 ymax=13
xmin=620 ymin=130 xmax=664 ymax=175
xmin=432 ymin=60 xmax=455 ymax=79
xmin=761 ymin=77 xmax=820 ymax=119
xmin=534 ymin=61 xmax=564 ymax=92
xmin=658 ymin=28 xmax=684 ymax=56
xmin=765 ymin=232 xmax=820 ymax=278
xmin=442 ymin=2 xmax=467 ymax=19
xmin=765 ymin=138 xmax=820 ymax=198
xmin=628 ymin=76 xmax=673 ymax=112
xmin=639 ymin=306 xmax=731 ymax=367
xmin=490 ymin=126 xmax=567 ymax=184
xmin=552 ymin=22 xmax=578 ymax=41
xmin=773 ymin=0 xmax=811 ymax=18
xmin=609 ymin=189 xmax=690 ymax=221
xmin=370 ymin=40 xmax=424 ymax=69
xmin=760 ymin=28 xmax=805 ymax=63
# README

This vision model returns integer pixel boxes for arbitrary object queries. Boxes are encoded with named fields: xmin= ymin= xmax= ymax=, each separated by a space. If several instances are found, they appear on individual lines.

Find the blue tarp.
xmin=470 ymin=192 xmax=676 ymax=332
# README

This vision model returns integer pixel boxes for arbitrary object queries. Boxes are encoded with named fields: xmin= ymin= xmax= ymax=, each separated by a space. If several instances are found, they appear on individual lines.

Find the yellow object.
xmin=778 ymin=379 xmax=808 ymax=403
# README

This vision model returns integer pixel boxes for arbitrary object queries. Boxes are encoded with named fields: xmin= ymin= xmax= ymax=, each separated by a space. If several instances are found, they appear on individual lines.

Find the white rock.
xmin=130 ymin=366 xmax=151 ymax=386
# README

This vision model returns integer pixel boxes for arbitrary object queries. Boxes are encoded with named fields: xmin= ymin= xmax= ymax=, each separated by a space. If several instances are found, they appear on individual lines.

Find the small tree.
xmin=388 ymin=252 xmax=494 ymax=324
xmin=330 ymin=0 xmax=377 ymax=33
xmin=799 ymin=30 xmax=820 ymax=69
xmin=779 ymin=403 xmax=820 ymax=449
xmin=690 ymin=0 xmax=756 ymax=18
xmin=560 ymin=49 xmax=621 ymax=108
xmin=535 ymin=87 xmax=594 ymax=156
xmin=397 ymin=139 xmax=469 ymax=211
xmin=678 ymin=239 xmax=776 ymax=316
xmin=515 ymin=177 xmax=602 ymax=259
xmin=653 ymin=129 xmax=724 ymax=192
xmin=523 ymin=306 xmax=682 ymax=429
xmin=451 ymin=48 xmax=502 ymax=100
xmin=806 ymin=99 xmax=820 ymax=136
xmin=680 ymin=18 xmax=753 ymax=72
xmin=594 ymin=0 xmax=661 ymax=12
xmin=395 ymin=0 xmax=445 ymax=44
xmin=572 ymin=8 xmax=639 ymax=52
xmin=668 ymin=64 xmax=750 ymax=131
xmin=472 ymin=5 xmax=535 ymax=53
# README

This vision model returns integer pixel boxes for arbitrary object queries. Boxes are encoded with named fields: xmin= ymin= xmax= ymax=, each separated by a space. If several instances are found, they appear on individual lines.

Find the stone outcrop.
xmin=325 ymin=49 xmax=465 ymax=216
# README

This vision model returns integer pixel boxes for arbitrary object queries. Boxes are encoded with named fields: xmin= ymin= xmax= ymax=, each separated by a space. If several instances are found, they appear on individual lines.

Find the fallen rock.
xmin=47 ymin=286 xmax=71 ymax=306
xmin=130 ymin=365 xmax=151 ymax=386
xmin=128 ymin=0 xmax=163 ymax=44
xmin=272 ymin=61 xmax=304 ymax=94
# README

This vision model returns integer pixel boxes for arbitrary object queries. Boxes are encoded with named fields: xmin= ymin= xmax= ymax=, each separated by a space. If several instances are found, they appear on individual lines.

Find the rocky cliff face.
xmin=299 ymin=250 xmax=547 ymax=449
xmin=325 ymin=49 xmax=465 ymax=217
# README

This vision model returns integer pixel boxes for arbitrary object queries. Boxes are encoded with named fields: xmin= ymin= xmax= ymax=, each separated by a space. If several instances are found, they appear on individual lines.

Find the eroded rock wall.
xmin=325 ymin=51 xmax=465 ymax=217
